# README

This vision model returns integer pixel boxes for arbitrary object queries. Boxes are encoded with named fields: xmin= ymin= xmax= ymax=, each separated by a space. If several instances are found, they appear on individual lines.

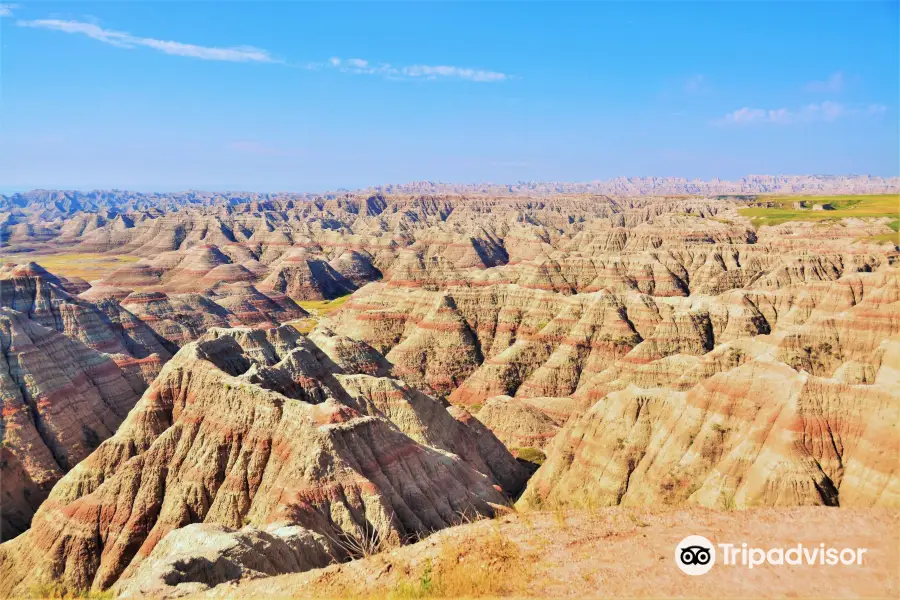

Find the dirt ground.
xmin=200 ymin=507 xmax=899 ymax=599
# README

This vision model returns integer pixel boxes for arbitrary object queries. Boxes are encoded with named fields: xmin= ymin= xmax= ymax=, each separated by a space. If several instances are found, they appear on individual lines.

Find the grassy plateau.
xmin=738 ymin=194 xmax=899 ymax=230
xmin=0 ymin=252 xmax=140 ymax=282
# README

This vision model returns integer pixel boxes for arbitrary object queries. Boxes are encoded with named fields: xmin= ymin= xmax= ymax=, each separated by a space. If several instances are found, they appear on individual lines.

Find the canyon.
xmin=0 ymin=185 xmax=897 ymax=597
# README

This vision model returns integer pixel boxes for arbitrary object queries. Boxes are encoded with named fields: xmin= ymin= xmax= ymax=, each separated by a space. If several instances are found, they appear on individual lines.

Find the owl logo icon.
xmin=675 ymin=535 xmax=716 ymax=575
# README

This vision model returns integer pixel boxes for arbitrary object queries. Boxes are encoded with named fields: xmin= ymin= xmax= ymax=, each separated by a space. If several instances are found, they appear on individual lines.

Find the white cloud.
xmin=723 ymin=107 xmax=768 ymax=124
xmin=717 ymin=101 xmax=887 ymax=126
xmin=401 ymin=64 xmax=508 ymax=82
xmin=806 ymin=71 xmax=845 ymax=93
xmin=17 ymin=19 xmax=280 ymax=62
xmin=0 ymin=4 xmax=17 ymax=17
xmin=800 ymin=101 xmax=846 ymax=121
xmin=16 ymin=18 xmax=512 ymax=82
xmin=328 ymin=56 xmax=510 ymax=82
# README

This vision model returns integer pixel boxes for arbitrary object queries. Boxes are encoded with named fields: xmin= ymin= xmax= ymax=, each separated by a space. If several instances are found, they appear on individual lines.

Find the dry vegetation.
xmin=200 ymin=507 xmax=898 ymax=600
xmin=386 ymin=529 xmax=527 ymax=599
xmin=0 ymin=252 xmax=140 ymax=282
xmin=25 ymin=582 xmax=114 ymax=599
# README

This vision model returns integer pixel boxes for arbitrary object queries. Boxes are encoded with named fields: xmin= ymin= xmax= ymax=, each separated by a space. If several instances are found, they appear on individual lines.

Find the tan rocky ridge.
xmin=0 ymin=324 xmax=525 ymax=596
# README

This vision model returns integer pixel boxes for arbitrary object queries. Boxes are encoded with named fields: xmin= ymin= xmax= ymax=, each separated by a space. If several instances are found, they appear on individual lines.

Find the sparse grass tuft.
xmin=325 ymin=523 xmax=386 ymax=560
xmin=27 ymin=582 xmax=114 ymax=599
xmin=720 ymin=490 xmax=738 ymax=511
xmin=627 ymin=512 xmax=650 ymax=528
xmin=710 ymin=422 xmax=729 ymax=434
xmin=427 ymin=529 xmax=527 ymax=597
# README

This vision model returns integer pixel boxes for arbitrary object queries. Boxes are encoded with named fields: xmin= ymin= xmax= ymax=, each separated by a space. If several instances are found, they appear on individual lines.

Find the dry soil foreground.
xmin=200 ymin=507 xmax=899 ymax=600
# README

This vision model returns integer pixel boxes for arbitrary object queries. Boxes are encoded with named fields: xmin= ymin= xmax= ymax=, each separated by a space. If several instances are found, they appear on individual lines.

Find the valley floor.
xmin=200 ymin=507 xmax=899 ymax=599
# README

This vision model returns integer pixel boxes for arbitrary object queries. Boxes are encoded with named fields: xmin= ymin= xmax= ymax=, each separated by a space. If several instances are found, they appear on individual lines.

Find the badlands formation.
xmin=0 ymin=184 xmax=897 ymax=597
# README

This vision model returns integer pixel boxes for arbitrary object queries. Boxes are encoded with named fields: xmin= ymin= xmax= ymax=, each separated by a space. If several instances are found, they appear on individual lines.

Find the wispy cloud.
xmin=716 ymin=101 xmax=887 ymax=126
xmin=328 ymin=56 xmax=510 ymax=82
xmin=15 ymin=17 xmax=512 ymax=82
xmin=805 ymin=71 xmax=845 ymax=93
xmin=0 ymin=3 xmax=17 ymax=17
xmin=17 ymin=19 xmax=280 ymax=62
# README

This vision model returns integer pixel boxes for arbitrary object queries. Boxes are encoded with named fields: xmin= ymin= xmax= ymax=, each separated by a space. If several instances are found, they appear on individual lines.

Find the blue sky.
xmin=0 ymin=1 xmax=897 ymax=192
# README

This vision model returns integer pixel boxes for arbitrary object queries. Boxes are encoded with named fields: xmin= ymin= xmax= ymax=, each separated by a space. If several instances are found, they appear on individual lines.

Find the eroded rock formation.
xmin=0 ymin=325 xmax=524 ymax=595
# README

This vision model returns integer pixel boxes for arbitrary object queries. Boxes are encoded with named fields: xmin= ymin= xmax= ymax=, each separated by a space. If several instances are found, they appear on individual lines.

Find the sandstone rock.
xmin=520 ymin=352 xmax=900 ymax=510
xmin=0 ymin=326 xmax=522 ymax=595
xmin=0 ymin=308 xmax=142 ymax=539
xmin=113 ymin=524 xmax=332 ymax=598
xmin=259 ymin=249 xmax=357 ymax=301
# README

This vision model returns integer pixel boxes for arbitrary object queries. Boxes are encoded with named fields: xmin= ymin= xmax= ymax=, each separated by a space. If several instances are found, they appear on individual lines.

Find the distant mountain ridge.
xmin=1 ymin=174 xmax=897 ymax=215
xmin=369 ymin=174 xmax=900 ymax=196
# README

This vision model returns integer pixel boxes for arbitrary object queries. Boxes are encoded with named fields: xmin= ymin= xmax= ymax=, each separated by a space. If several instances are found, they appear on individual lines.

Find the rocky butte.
xmin=0 ymin=182 xmax=897 ymax=597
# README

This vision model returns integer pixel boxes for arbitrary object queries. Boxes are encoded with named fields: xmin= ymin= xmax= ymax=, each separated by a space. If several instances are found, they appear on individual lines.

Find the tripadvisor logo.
xmin=675 ymin=535 xmax=868 ymax=575
xmin=675 ymin=535 xmax=716 ymax=575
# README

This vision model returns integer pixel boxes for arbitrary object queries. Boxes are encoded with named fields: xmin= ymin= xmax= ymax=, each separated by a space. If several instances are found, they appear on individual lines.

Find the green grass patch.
xmin=739 ymin=194 xmax=899 ymax=228
xmin=286 ymin=294 xmax=352 ymax=334
xmin=514 ymin=447 xmax=547 ymax=466
xmin=286 ymin=317 xmax=319 ymax=335
xmin=296 ymin=294 xmax=352 ymax=316
xmin=854 ymin=227 xmax=900 ymax=245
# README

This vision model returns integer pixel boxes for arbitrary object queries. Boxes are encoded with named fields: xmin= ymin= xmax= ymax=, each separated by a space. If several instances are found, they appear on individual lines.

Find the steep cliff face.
xmin=0 ymin=308 xmax=143 ymax=540
xmin=0 ymin=325 xmax=524 ymax=595
xmin=0 ymin=269 xmax=180 ymax=540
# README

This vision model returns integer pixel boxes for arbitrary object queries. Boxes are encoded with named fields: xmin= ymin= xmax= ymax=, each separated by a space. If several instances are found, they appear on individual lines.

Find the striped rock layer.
xmin=0 ymin=325 xmax=525 ymax=596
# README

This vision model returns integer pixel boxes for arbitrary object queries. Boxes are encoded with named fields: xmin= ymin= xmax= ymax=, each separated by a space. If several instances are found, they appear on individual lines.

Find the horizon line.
xmin=2 ymin=173 xmax=899 ymax=197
